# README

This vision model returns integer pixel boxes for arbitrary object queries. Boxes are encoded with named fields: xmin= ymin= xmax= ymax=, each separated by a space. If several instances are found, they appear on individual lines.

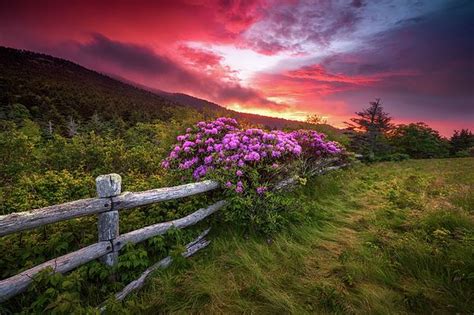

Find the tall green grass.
xmin=117 ymin=158 xmax=473 ymax=314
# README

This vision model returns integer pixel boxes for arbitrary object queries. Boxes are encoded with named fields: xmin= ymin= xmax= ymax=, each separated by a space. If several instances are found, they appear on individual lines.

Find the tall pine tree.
xmin=346 ymin=98 xmax=393 ymax=159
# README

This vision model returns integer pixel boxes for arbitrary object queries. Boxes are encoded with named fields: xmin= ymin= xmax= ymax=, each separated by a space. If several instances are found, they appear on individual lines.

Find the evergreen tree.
xmin=346 ymin=98 xmax=393 ymax=158
xmin=7 ymin=103 xmax=31 ymax=124
xmin=450 ymin=129 xmax=474 ymax=156
xmin=88 ymin=112 xmax=105 ymax=134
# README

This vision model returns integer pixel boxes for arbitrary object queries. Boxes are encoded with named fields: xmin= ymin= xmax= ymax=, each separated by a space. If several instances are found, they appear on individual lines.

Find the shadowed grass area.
xmin=113 ymin=158 xmax=473 ymax=314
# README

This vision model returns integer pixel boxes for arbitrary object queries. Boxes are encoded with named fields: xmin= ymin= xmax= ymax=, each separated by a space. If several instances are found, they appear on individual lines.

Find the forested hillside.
xmin=0 ymin=46 xmax=339 ymax=134
xmin=0 ymin=47 xmax=187 ymax=130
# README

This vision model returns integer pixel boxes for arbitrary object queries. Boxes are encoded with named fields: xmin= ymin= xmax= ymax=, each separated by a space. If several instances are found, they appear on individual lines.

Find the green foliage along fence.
xmin=0 ymin=162 xmax=347 ymax=304
xmin=0 ymin=174 xmax=223 ymax=302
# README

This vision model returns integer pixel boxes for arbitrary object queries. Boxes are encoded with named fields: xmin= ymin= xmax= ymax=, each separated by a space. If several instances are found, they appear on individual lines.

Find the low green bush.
xmin=455 ymin=149 xmax=471 ymax=158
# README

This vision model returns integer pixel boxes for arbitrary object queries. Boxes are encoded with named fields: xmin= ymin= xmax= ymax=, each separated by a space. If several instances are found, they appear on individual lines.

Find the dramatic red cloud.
xmin=179 ymin=46 xmax=223 ymax=67
xmin=179 ymin=45 xmax=239 ymax=83
xmin=286 ymin=65 xmax=419 ymax=85
xmin=0 ymin=0 xmax=472 ymax=136
xmin=68 ymin=34 xmax=285 ymax=111
xmin=252 ymin=63 xmax=420 ymax=117
xmin=0 ymin=0 xmax=267 ymax=48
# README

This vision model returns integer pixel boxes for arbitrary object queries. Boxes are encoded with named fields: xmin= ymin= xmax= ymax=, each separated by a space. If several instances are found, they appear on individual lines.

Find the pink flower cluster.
xmin=290 ymin=130 xmax=341 ymax=156
xmin=162 ymin=117 xmax=342 ymax=193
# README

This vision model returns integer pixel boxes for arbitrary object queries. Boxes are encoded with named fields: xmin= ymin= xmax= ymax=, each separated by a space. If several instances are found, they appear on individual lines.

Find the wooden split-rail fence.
xmin=0 ymin=161 xmax=347 ymax=304
xmin=0 ymin=174 xmax=225 ymax=303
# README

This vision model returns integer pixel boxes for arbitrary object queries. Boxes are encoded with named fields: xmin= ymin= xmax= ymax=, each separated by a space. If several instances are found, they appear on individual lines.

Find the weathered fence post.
xmin=96 ymin=174 xmax=121 ymax=266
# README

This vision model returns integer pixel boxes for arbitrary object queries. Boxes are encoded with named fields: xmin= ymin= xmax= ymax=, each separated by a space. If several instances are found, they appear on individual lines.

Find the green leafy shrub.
xmin=386 ymin=153 xmax=410 ymax=161
xmin=454 ymin=150 xmax=470 ymax=158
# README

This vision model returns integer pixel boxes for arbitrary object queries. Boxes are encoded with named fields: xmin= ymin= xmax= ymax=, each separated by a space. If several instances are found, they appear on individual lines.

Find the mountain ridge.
xmin=0 ymin=46 xmax=341 ymax=133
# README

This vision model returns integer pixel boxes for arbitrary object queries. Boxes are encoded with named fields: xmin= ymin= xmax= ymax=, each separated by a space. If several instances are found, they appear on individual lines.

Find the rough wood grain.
xmin=98 ymin=211 xmax=119 ymax=266
xmin=274 ymin=176 xmax=298 ymax=191
xmin=112 ymin=180 xmax=219 ymax=210
xmin=96 ymin=174 xmax=122 ymax=267
xmin=98 ymin=211 xmax=119 ymax=241
xmin=0 ymin=180 xmax=218 ymax=237
xmin=0 ymin=242 xmax=111 ymax=302
xmin=116 ymin=240 xmax=210 ymax=302
xmin=96 ymin=174 xmax=122 ymax=198
xmin=100 ymin=229 xmax=211 ymax=311
xmin=320 ymin=164 xmax=348 ymax=173
xmin=0 ymin=198 xmax=111 ymax=237
xmin=113 ymin=200 xmax=226 ymax=251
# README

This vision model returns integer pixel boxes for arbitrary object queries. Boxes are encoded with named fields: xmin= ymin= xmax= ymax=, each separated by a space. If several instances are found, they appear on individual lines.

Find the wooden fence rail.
xmin=0 ymin=198 xmax=111 ymax=237
xmin=0 ymin=242 xmax=112 ymax=302
xmin=0 ymin=175 xmax=222 ymax=302
xmin=0 ymin=180 xmax=219 ymax=237
xmin=0 ymin=161 xmax=347 ymax=303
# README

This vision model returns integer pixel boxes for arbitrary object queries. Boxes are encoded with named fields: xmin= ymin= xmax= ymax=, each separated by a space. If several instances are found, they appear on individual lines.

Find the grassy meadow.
xmin=114 ymin=158 xmax=474 ymax=314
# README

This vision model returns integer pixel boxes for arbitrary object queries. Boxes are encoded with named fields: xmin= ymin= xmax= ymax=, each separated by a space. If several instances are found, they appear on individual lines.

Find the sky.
xmin=0 ymin=0 xmax=473 ymax=136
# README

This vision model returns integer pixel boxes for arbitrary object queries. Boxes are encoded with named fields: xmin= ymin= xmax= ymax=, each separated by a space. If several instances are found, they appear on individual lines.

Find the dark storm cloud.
xmin=351 ymin=0 xmax=364 ymax=8
xmin=321 ymin=0 xmax=474 ymax=120
xmin=77 ymin=33 xmax=202 ymax=87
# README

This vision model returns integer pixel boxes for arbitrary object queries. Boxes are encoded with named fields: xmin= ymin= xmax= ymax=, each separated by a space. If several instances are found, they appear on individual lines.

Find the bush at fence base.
xmin=162 ymin=117 xmax=345 ymax=233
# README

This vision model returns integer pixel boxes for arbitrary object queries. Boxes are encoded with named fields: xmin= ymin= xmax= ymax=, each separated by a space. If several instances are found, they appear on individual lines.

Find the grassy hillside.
xmin=1 ymin=108 xmax=471 ymax=313
xmin=119 ymin=158 xmax=474 ymax=314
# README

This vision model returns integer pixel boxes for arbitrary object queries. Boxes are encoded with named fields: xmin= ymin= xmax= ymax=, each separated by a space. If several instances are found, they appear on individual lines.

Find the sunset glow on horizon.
xmin=1 ymin=0 xmax=472 ymax=135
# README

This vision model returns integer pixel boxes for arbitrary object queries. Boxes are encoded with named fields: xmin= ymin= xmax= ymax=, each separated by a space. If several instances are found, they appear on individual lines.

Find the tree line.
xmin=343 ymin=99 xmax=473 ymax=161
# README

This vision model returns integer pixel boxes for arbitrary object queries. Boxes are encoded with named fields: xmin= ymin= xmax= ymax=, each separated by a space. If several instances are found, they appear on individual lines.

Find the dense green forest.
xmin=0 ymin=47 xmax=186 ymax=129
xmin=345 ymin=99 xmax=474 ymax=161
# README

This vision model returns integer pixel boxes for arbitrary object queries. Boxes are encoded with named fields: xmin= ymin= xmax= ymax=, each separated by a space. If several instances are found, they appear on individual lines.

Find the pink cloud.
xmin=69 ymin=34 xmax=287 ymax=112
xmin=0 ymin=0 xmax=471 ymax=136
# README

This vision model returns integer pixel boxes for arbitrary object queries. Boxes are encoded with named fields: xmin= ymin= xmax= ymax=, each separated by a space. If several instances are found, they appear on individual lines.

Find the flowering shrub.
xmin=162 ymin=117 xmax=344 ymax=233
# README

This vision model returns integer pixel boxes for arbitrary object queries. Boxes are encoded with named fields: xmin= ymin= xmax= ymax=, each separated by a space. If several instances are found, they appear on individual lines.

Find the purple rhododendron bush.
xmin=162 ymin=117 xmax=346 ymax=234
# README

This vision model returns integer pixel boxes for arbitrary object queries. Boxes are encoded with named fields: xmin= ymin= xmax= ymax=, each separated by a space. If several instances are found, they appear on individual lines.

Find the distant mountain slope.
xmin=112 ymin=74 xmax=321 ymax=130
xmin=0 ymin=46 xmax=183 ymax=126
xmin=0 ymin=46 xmax=342 ymax=133
xmin=158 ymin=92 xmax=344 ymax=133
xmin=158 ymin=92 xmax=223 ymax=112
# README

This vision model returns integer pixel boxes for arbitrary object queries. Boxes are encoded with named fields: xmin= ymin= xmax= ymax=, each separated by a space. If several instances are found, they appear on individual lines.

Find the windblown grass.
xmin=116 ymin=158 xmax=473 ymax=314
